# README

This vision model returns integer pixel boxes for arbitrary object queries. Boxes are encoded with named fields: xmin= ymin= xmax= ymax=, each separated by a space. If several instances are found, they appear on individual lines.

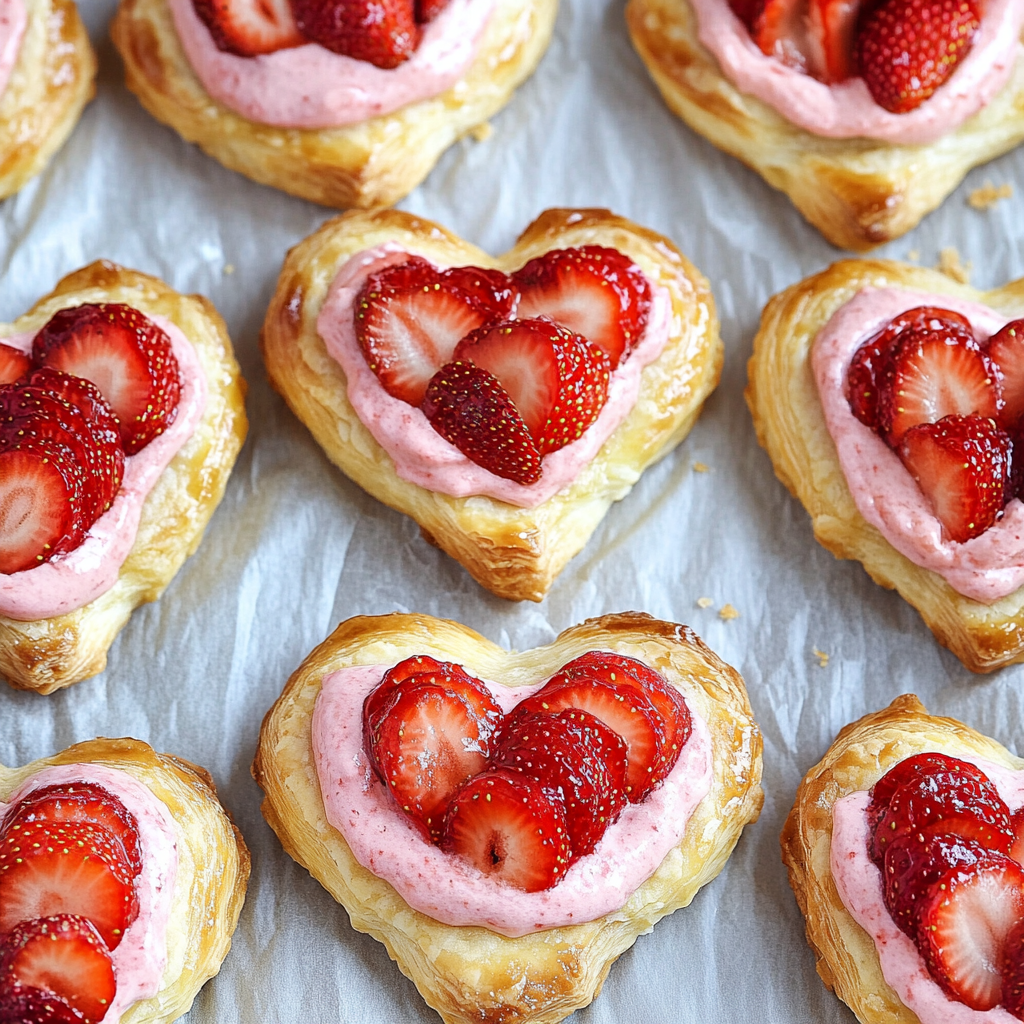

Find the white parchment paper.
xmin=2 ymin=1 xmax=1024 ymax=1021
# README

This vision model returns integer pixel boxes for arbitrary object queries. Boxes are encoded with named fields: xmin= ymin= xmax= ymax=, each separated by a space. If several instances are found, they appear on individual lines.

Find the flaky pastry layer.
xmin=625 ymin=0 xmax=1024 ymax=251
xmin=745 ymin=259 xmax=1024 ymax=672
xmin=260 ymin=207 xmax=722 ymax=602
xmin=253 ymin=611 xmax=763 ymax=1024
xmin=0 ymin=261 xmax=248 ymax=694
xmin=781 ymin=694 xmax=1024 ymax=1024
xmin=0 ymin=737 xmax=250 ymax=1024
xmin=0 ymin=0 xmax=96 ymax=200
xmin=110 ymin=0 xmax=557 ymax=209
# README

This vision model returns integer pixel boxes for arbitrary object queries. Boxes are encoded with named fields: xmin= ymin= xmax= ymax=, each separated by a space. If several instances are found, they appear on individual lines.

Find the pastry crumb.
xmin=696 ymin=597 xmax=713 ymax=609
xmin=936 ymin=247 xmax=971 ymax=284
xmin=967 ymin=181 xmax=1013 ymax=210
xmin=471 ymin=122 xmax=494 ymax=142
xmin=718 ymin=603 xmax=739 ymax=621
xmin=223 ymin=263 xmax=235 ymax=276
xmin=693 ymin=461 xmax=709 ymax=473
xmin=906 ymin=249 xmax=920 ymax=262
xmin=812 ymin=647 xmax=829 ymax=668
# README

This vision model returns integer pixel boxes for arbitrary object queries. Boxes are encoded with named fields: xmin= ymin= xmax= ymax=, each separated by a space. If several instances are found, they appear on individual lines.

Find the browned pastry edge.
xmin=110 ymin=0 xmax=558 ymax=209
xmin=0 ymin=0 xmax=97 ymax=200
xmin=780 ymin=694 xmax=1024 ymax=1024
xmin=0 ymin=737 xmax=251 ymax=1024
xmin=0 ymin=260 xmax=249 ymax=694
xmin=745 ymin=258 xmax=1024 ymax=672
xmin=625 ymin=0 xmax=1024 ymax=251
xmin=260 ymin=207 xmax=722 ymax=602
xmin=253 ymin=611 xmax=764 ymax=1024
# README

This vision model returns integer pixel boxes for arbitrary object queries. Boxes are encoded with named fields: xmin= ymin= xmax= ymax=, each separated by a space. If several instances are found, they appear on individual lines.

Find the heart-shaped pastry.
xmin=747 ymin=259 xmax=1024 ymax=672
xmin=782 ymin=694 xmax=1024 ymax=1024
xmin=260 ymin=207 xmax=722 ymax=601
xmin=253 ymin=611 xmax=763 ymax=1024
xmin=0 ymin=737 xmax=249 ymax=1022
xmin=0 ymin=260 xmax=248 ymax=693
xmin=0 ymin=0 xmax=96 ymax=200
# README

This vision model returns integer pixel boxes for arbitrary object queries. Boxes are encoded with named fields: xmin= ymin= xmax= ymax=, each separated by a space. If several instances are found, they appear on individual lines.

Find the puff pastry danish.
xmin=0 ymin=261 xmax=248 ymax=694
xmin=260 ymin=206 xmax=722 ymax=602
xmin=0 ymin=0 xmax=96 ymax=200
xmin=253 ymin=611 xmax=763 ymax=1024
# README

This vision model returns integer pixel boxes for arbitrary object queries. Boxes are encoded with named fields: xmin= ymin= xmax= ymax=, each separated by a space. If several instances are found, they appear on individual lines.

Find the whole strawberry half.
xmin=0 ymin=344 xmax=29 ymax=386
xmin=854 ymin=0 xmax=981 ymax=113
xmin=453 ymin=318 xmax=610 ymax=456
xmin=192 ymin=0 xmax=305 ymax=55
xmin=33 ymin=304 xmax=181 ymax=456
xmin=291 ymin=0 xmax=420 ymax=68
xmin=985 ymin=319 xmax=1024 ymax=431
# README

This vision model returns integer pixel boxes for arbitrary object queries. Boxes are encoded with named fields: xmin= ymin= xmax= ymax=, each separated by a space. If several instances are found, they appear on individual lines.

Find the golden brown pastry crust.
xmin=261 ymin=207 xmax=722 ymax=602
xmin=110 ymin=0 xmax=557 ymax=209
xmin=0 ymin=737 xmax=250 ymax=1024
xmin=745 ymin=258 xmax=1024 ymax=672
xmin=253 ymin=611 xmax=763 ymax=1024
xmin=780 ymin=694 xmax=1024 ymax=1024
xmin=625 ymin=0 xmax=1024 ymax=251
xmin=0 ymin=0 xmax=97 ymax=199
xmin=0 ymin=261 xmax=248 ymax=694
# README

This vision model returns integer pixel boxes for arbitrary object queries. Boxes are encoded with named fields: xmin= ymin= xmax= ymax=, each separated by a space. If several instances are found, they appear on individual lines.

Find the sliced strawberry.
xmin=512 ymin=247 xmax=651 ymax=369
xmin=1 ymin=783 xmax=142 ymax=877
xmin=0 ymin=438 xmax=89 ymax=575
xmin=916 ymin=854 xmax=1024 ymax=1010
xmin=1002 ymin=917 xmax=1024 ymax=1020
xmin=453 ymin=319 xmax=610 ymax=455
xmin=806 ymin=0 xmax=861 ymax=81
xmin=355 ymin=258 xmax=514 ymax=406
xmin=752 ymin=0 xmax=816 ymax=72
xmin=986 ymin=320 xmax=1024 ymax=431
xmin=494 ymin=709 xmax=628 ymax=860
xmin=362 ymin=655 xmax=448 ymax=748
xmin=869 ymin=752 xmax=989 ymax=813
xmin=291 ymin=0 xmax=420 ymax=68
xmin=1012 ymin=808 xmax=1024 ymax=866
xmin=0 ymin=344 xmax=29 ymax=386
xmin=415 ymin=0 xmax=450 ymax=20
xmin=191 ymin=0 xmax=305 ymax=56
xmin=33 ymin=304 xmax=181 ymax=456
xmin=0 ymin=916 xmax=115 ymax=1024
xmin=898 ymin=414 xmax=1011 ymax=543
xmin=440 ymin=767 xmax=570 ymax=891
xmin=0 ymin=985 xmax=85 ymax=1024
xmin=422 ymin=361 xmax=543 ymax=485
xmin=854 ymin=0 xmax=981 ymax=113
xmin=0 ymin=821 xmax=139 ymax=950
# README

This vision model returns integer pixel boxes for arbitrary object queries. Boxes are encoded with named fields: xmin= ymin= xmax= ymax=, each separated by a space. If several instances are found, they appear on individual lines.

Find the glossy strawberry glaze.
xmin=812 ymin=288 xmax=1024 ymax=603
xmin=0 ymin=0 xmax=26 ymax=102
xmin=316 ymin=245 xmax=673 ymax=508
xmin=311 ymin=663 xmax=713 ymax=937
xmin=831 ymin=755 xmax=1024 ymax=1024
xmin=690 ymin=0 xmax=1023 ymax=144
xmin=0 ymin=763 xmax=179 ymax=1024
xmin=169 ymin=0 xmax=495 ymax=129
xmin=0 ymin=315 xmax=207 ymax=621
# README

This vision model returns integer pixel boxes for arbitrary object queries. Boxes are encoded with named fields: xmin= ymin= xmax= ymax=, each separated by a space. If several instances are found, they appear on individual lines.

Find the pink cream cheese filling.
xmin=690 ymin=0 xmax=1024 ymax=144
xmin=0 ymin=763 xmax=180 ymax=1024
xmin=831 ymin=756 xmax=1024 ymax=1024
xmin=316 ymin=245 xmax=673 ymax=508
xmin=812 ymin=287 xmax=1024 ymax=604
xmin=0 ymin=0 xmax=27 ymax=103
xmin=312 ymin=663 xmax=714 ymax=937
xmin=169 ymin=0 xmax=495 ymax=130
xmin=0 ymin=315 xmax=208 ymax=622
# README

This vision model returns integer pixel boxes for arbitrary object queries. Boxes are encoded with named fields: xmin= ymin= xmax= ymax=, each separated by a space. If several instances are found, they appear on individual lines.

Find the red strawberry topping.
xmin=422 ymin=361 xmax=543 ymax=484
xmin=807 ymin=0 xmax=862 ymax=82
xmin=1011 ymin=808 xmax=1024 ymax=867
xmin=291 ymin=0 xmax=420 ymax=68
xmin=870 ymin=751 xmax=989 ymax=812
xmin=854 ymin=0 xmax=981 ymax=114
xmin=751 ymin=0 xmax=817 ymax=71
xmin=0 ymin=345 xmax=29 ymax=387
xmin=1001 ymin=917 xmax=1024 ymax=1019
xmin=33 ymin=304 xmax=181 ymax=456
xmin=727 ymin=0 xmax=766 ymax=32
xmin=415 ymin=0 xmax=450 ymax=20
xmin=453 ymin=319 xmax=611 ymax=456
xmin=0 ymin=916 xmax=115 ymax=1024
xmin=440 ymin=767 xmax=570 ymax=891
xmin=986 ymin=320 xmax=1024 ymax=431
xmin=191 ymin=0 xmax=304 ymax=55
xmin=355 ymin=258 xmax=514 ymax=406
xmin=512 ymin=247 xmax=651 ymax=369
xmin=0 ymin=985 xmax=85 ymax=1024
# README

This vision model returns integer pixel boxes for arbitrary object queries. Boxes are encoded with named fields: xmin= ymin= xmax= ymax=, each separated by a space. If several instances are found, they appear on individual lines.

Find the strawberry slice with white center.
xmin=807 ymin=0 xmax=862 ymax=81
xmin=356 ymin=258 xmax=514 ymax=406
xmin=898 ymin=414 xmax=1012 ymax=544
xmin=441 ymin=767 xmax=571 ymax=891
xmin=0 ymin=985 xmax=85 ymax=1023
xmin=191 ymin=0 xmax=305 ymax=56
xmin=453 ymin=318 xmax=610 ymax=455
xmin=916 ymin=853 xmax=1024 ymax=1010
xmin=512 ymin=247 xmax=651 ymax=369
xmin=0 ymin=916 xmax=115 ymax=1024
xmin=985 ymin=319 xmax=1024 ymax=431
xmin=33 ymin=304 xmax=181 ymax=456
xmin=0 ymin=344 xmax=29 ymax=386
